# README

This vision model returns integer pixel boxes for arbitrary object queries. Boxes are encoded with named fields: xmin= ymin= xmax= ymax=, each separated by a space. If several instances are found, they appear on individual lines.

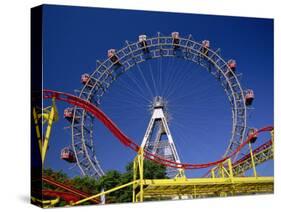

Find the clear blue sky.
xmin=42 ymin=4 xmax=273 ymax=178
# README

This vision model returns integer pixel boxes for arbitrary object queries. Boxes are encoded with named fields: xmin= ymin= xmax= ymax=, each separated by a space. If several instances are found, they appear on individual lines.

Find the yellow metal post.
xmin=248 ymin=142 xmax=257 ymax=177
xmin=138 ymin=148 xmax=144 ymax=202
xmin=175 ymin=168 xmax=186 ymax=178
xmin=227 ymin=158 xmax=233 ymax=178
xmin=32 ymin=98 xmax=58 ymax=165
xmin=227 ymin=158 xmax=234 ymax=184
xmin=33 ymin=107 xmax=43 ymax=157
xmin=219 ymin=164 xmax=225 ymax=178
xmin=132 ymin=156 xmax=137 ymax=203
xmin=211 ymin=168 xmax=215 ymax=178
xmin=41 ymin=105 xmax=55 ymax=164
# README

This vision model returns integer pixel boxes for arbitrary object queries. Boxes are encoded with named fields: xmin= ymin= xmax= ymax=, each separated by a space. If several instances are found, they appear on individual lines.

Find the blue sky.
xmin=42 ymin=4 xmax=273 ymax=178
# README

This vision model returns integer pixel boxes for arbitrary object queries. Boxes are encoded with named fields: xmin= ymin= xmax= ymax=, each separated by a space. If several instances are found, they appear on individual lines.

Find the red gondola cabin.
xmin=227 ymin=59 xmax=236 ymax=73
xmin=245 ymin=89 xmax=255 ymax=106
xmin=248 ymin=128 xmax=258 ymax=143
xmin=61 ymin=147 xmax=76 ymax=163
xmin=64 ymin=107 xmax=79 ymax=123
xmin=81 ymin=73 xmax=90 ymax=84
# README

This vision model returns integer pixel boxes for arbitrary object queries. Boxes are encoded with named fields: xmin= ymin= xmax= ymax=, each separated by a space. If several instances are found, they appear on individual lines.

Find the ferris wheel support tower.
xmin=141 ymin=96 xmax=183 ymax=178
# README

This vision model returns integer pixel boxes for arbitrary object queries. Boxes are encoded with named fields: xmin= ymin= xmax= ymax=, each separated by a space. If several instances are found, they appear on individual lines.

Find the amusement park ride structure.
xmin=32 ymin=32 xmax=274 ymax=207
xmin=71 ymin=32 xmax=252 ymax=178
xmin=141 ymin=96 xmax=183 ymax=178
xmin=33 ymin=89 xmax=273 ymax=207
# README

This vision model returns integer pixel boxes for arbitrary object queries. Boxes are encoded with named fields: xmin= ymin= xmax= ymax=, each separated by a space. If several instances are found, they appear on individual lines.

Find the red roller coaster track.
xmin=42 ymin=176 xmax=100 ymax=204
xmin=202 ymin=139 xmax=273 ymax=177
xmin=42 ymin=89 xmax=273 ymax=170
xmin=232 ymin=139 xmax=272 ymax=167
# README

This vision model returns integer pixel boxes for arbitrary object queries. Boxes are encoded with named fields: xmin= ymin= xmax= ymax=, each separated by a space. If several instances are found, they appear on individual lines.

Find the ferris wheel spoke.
xmin=147 ymin=60 xmax=159 ymax=96
xmin=136 ymin=63 xmax=155 ymax=99
xmin=118 ymin=69 xmax=151 ymax=103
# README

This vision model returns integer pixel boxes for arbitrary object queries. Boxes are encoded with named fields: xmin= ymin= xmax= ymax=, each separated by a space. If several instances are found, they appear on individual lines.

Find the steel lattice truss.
xmin=204 ymin=139 xmax=273 ymax=178
xmin=71 ymin=33 xmax=249 ymax=178
xmin=138 ymin=177 xmax=273 ymax=200
xmin=140 ymin=96 xmax=181 ymax=178
xmin=232 ymin=140 xmax=273 ymax=176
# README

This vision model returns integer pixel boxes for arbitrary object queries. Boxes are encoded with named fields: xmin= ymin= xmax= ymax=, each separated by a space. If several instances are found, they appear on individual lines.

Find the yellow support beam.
xmin=72 ymin=181 xmax=136 ymax=205
xmin=71 ymin=135 xmax=273 ymax=206
xmin=132 ymin=147 xmax=144 ymax=202
xmin=142 ymin=176 xmax=273 ymax=185
xmin=132 ymin=145 xmax=273 ymax=202
xmin=248 ymin=142 xmax=257 ymax=177
xmin=132 ymin=157 xmax=137 ymax=203
xmin=232 ymin=144 xmax=273 ymax=176
xmin=33 ymin=107 xmax=43 ymax=157
xmin=32 ymin=98 xmax=58 ymax=165
xmin=271 ymin=130 xmax=274 ymax=158
xmin=138 ymin=148 xmax=144 ymax=202
xmin=138 ymin=176 xmax=273 ymax=199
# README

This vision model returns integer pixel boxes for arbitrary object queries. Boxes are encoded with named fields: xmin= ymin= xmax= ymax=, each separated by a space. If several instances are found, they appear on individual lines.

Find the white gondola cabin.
xmin=139 ymin=34 xmax=148 ymax=52
xmin=201 ymin=40 xmax=210 ymax=55
xmin=139 ymin=34 xmax=147 ymax=42
xmin=171 ymin=32 xmax=180 ymax=48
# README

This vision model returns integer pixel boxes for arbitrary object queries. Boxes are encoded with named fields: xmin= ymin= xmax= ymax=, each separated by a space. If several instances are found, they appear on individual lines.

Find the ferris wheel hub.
xmin=152 ymin=96 xmax=166 ymax=109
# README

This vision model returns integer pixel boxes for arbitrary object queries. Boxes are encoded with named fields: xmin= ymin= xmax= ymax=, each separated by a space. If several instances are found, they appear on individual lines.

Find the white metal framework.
xmin=141 ymin=96 xmax=181 ymax=177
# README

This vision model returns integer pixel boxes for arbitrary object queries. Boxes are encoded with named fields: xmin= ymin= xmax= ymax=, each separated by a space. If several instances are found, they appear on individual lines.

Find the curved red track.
xmin=43 ymin=89 xmax=273 ymax=169
xmin=42 ymin=176 xmax=100 ymax=203
xmin=232 ymin=139 xmax=272 ymax=167
xmin=202 ymin=139 xmax=273 ymax=177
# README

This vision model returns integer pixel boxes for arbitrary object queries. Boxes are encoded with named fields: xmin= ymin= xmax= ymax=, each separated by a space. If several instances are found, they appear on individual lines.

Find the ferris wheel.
xmin=63 ymin=32 xmax=255 ymax=178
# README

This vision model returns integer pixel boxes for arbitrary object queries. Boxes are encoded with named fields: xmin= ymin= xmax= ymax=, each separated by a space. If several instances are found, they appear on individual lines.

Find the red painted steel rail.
xmin=43 ymin=89 xmax=273 ymax=170
xmin=202 ymin=139 xmax=273 ymax=177
xmin=42 ymin=176 xmax=100 ymax=204
xmin=232 ymin=139 xmax=272 ymax=167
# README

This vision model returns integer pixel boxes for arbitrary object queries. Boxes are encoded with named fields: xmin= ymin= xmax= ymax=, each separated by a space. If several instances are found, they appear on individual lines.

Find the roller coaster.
xmin=32 ymin=32 xmax=274 ymax=207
